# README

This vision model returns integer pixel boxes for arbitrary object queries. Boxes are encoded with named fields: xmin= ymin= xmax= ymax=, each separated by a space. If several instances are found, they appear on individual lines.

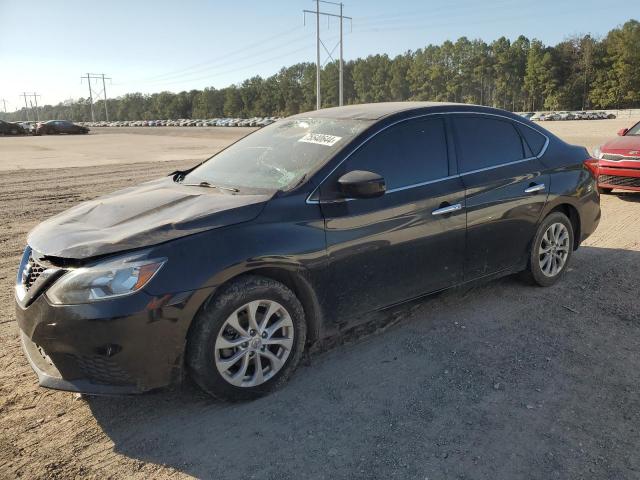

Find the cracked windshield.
xmin=183 ymin=118 xmax=371 ymax=190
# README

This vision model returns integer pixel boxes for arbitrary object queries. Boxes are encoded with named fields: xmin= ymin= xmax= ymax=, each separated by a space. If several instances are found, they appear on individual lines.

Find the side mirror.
xmin=617 ymin=128 xmax=629 ymax=136
xmin=337 ymin=170 xmax=386 ymax=199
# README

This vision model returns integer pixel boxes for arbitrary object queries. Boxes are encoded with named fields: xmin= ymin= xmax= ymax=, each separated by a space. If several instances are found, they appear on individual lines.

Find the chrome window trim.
xmin=305 ymin=111 xmax=550 ymax=205
xmin=385 ymin=175 xmax=459 ymax=193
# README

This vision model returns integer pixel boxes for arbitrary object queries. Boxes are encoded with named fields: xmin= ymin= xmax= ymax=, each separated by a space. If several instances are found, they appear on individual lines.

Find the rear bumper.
xmin=578 ymin=189 xmax=601 ymax=245
xmin=16 ymin=287 xmax=211 ymax=395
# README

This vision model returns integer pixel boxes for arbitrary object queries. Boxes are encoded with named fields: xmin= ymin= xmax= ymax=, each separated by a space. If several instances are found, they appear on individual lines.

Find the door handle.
xmin=432 ymin=203 xmax=463 ymax=216
xmin=524 ymin=183 xmax=546 ymax=193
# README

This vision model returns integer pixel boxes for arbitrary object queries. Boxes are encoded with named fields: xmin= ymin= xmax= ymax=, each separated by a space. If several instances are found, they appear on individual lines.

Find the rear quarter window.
xmin=517 ymin=124 xmax=547 ymax=156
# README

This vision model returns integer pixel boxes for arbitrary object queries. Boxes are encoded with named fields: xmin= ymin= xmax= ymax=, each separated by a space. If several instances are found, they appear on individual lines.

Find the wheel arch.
xmin=546 ymin=201 xmax=581 ymax=250
xmin=242 ymin=266 xmax=324 ymax=344
xmin=186 ymin=265 xmax=325 ymax=348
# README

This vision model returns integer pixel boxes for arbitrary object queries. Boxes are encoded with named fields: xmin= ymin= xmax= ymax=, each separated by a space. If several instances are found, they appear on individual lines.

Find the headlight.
xmin=46 ymin=254 xmax=166 ymax=305
xmin=593 ymin=145 xmax=603 ymax=159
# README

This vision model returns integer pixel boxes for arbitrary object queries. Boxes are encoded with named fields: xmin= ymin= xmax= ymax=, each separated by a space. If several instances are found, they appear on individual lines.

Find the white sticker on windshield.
xmin=298 ymin=133 xmax=342 ymax=147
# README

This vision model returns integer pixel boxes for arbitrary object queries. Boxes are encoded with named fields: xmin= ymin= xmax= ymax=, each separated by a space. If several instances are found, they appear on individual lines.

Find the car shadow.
xmin=612 ymin=191 xmax=640 ymax=203
xmin=85 ymin=245 xmax=640 ymax=479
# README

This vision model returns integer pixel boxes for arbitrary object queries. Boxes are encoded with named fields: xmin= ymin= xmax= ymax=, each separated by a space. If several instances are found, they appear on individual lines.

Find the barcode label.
xmin=298 ymin=133 xmax=342 ymax=147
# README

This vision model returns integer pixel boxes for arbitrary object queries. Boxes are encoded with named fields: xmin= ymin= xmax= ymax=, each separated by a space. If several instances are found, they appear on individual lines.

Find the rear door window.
xmin=453 ymin=116 xmax=526 ymax=173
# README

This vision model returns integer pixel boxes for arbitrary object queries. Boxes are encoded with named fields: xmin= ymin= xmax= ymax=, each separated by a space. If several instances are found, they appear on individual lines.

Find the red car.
xmin=594 ymin=121 xmax=640 ymax=193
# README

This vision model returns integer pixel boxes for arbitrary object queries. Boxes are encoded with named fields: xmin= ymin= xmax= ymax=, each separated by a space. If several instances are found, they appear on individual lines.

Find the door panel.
xmin=321 ymin=178 xmax=466 ymax=317
xmin=451 ymin=114 xmax=550 ymax=279
xmin=462 ymin=159 xmax=549 ymax=278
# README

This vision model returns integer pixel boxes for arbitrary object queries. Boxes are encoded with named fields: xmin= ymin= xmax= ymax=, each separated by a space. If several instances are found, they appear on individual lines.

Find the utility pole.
xmin=1 ymin=98 xmax=7 ymax=113
xmin=20 ymin=93 xmax=30 ymax=121
xmin=101 ymin=73 xmax=109 ymax=122
xmin=304 ymin=1 xmax=352 ymax=110
xmin=339 ymin=2 xmax=344 ymax=106
xmin=316 ymin=0 xmax=320 ymax=110
xmin=82 ymin=74 xmax=95 ymax=122
xmin=81 ymin=73 xmax=111 ymax=122
xmin=32 ymin=93 xmax=40 ymax=121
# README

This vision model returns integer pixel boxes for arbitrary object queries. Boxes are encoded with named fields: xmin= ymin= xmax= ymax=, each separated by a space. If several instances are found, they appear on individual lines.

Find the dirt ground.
xmin=0 ymin=119 xmax=639 ymax=479
xmin=0 ymin=127 xmax=255 ymax=171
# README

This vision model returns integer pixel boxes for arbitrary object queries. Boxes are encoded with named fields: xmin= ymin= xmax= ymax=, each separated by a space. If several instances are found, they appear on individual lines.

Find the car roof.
xmin=290 ymin=101 xmax=465 ymax=120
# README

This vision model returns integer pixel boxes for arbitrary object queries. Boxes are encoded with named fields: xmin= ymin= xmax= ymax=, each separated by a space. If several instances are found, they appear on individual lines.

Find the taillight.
xmin=584 ymin=158 xmax=599 ymax=179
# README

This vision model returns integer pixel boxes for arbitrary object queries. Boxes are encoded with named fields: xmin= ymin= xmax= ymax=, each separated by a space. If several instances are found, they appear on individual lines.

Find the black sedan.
xmin=16 ymin=102 xmax=601 ymax=400
xmin=0 ymin=120 xmax=25 ymax=135
xmin=36 ymin=120 xmax=89 ymax=135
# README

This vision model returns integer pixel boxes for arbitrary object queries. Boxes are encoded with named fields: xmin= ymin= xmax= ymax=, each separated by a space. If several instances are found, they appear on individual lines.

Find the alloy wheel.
xmin=538 ymin=222 xmax=570 ymax=277
xmin=214 ymin=300 xmax=294 ymax=387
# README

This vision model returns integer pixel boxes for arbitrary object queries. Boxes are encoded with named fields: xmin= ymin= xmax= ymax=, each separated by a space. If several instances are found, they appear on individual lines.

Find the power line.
xmin=139 ymin=33 xmax=311 ymax=86
xmin=353 ymin=4 xmax=612 ymax=36
xmin=304 ymin=1 xmax=352 ymax=109
xmin=81 ymin=73 xmax=111 ymax=122
xmin=124 ymin=26 xmax=306 ymax=85
xmin=138 ymin=39 xmax=330 ymax=88
xmin=355 ymin=0 xmax=515 ymax=24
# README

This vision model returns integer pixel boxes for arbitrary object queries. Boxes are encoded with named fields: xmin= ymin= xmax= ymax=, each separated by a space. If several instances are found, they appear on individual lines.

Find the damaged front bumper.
xmin=16 ymin=281 xmax=210 ymax=395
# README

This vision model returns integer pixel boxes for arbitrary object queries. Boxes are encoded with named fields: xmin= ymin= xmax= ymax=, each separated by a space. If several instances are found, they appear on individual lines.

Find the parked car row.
xmin=36 ymin=120 xmax=89 ymax=135
xmin=519 ymin=111 xmax=617 ymax=121
xmin=80 ymin=117 xmax=280 ymax=128
xmin=0 ymin=120 xmax=28 ymax=135
xmin=0 ymin=120 xmax=90 ymax=136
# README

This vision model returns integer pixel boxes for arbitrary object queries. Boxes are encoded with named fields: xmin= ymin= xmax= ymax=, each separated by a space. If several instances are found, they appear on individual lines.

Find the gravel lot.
xmin=0 ymin=119 xmax=639 ymax=479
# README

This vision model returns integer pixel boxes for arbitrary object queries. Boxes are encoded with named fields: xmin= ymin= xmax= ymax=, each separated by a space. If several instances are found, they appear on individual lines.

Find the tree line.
xmin=2 ymin=20 xmax=639 ymax=123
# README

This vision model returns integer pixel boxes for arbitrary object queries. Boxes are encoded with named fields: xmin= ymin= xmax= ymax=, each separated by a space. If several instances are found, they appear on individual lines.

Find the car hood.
xmin=601 ymin=135 xmax=640 ymax=154
xmin=27 ymin=177 xmax=273 ymax=259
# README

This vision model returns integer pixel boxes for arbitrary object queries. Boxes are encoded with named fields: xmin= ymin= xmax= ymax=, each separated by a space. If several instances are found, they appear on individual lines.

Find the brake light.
xmin=584 ymin=158 xmax=599 ymax=179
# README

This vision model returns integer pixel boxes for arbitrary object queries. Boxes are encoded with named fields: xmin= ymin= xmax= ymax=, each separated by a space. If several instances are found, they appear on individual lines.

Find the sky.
xmin=0 ymin=0 xmax=634 ymax=110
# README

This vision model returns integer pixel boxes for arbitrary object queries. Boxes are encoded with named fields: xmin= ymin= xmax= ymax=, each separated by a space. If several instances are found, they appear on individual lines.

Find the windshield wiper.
xmin=180 ymin=181 xmax=239 ymax=193
xmin=170 ymin=170 xmax=188 ymax=182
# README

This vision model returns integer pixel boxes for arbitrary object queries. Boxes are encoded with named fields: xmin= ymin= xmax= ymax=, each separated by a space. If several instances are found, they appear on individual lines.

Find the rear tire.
xmin=522 ymin=212 xmax=574 ymax=287
xmin=187 ymin=275 xmax=306 ymax=401
xmin=598 ymin=187 xmax=613 ymax=194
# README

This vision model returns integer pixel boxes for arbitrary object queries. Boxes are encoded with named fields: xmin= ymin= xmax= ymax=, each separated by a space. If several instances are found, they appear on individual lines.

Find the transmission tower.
xmin=81 ymin=73 xmax=112 ymax=121
xmin=19 ymin=93 xmax=40 ymax=122
xmin=304 ymin=1 xmax=352 ymax=109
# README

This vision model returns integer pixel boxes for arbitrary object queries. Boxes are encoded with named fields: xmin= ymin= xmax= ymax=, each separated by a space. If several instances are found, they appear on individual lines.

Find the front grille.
xmin=602 ymin=153 xmax=640 ymax=161
xmin=599 ymin=174 xmax=640 ymax=188
xmin=23 ymin=255 xmax=46 ymax=291
xmin=72 ymin=355 xmax=134 ymax=386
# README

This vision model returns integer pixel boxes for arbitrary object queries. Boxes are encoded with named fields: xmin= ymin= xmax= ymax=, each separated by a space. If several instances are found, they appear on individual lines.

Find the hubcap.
xmin=214 ymin=300 xmax=294 ymax=387
xmin=538 ymin=222 xmax=570 ymax=277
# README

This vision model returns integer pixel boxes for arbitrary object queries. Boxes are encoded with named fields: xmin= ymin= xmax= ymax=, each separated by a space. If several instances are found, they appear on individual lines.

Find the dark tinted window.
xmin=343 ymin=117 xmax=448 ymax=189
xmin=517 ymin=124 xmax=546 ymax=155
xmin=453 ymin=116 xmax=525 ymax=173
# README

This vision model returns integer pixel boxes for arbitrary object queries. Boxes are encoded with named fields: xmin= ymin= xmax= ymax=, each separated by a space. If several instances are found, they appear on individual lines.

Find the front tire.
xmin=187 ymin=275 xmax=306 ymax=401
xmin=523 ymin=212 xmax=574 ymax=287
